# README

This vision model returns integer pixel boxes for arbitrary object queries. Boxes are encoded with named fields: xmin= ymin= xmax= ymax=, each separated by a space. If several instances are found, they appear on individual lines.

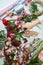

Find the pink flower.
xmin=16 ymin=56 xmax=20 ymax=61
xmin=38 ymin=50 xmax=43 ymax=62
xmin=15 ymin=18 xmax=20 ymax=25
xmin=7 ymin=37 xmax=11 ymax=41
xmin=22 ymin=62 xmax=26 ymax=65
xmin=25 ymin=0 xmax=31 ymax=6
xmin=27 ymin=0 xmax=31 ymax=3
xmin=25 ymin=1 xmax=28 ymax=6
xmin=10 ymin=33 xmax=15 ymax=39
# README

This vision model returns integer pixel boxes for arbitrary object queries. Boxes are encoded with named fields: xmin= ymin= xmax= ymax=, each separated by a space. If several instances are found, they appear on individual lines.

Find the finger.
xmin=22 ymin=22 xmax=30 ymax=28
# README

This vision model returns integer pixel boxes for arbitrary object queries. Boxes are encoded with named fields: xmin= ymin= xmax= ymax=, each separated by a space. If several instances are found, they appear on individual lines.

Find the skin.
xmin=22 ymin=19 xmax=40 ymax=29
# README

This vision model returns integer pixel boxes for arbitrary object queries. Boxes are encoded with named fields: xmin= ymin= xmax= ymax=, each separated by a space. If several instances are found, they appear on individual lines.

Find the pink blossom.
xmin=27 ymin=0 xmax=31 ymax=3
xmin=22 ymin=62 xmax=26 ymax=65
xmin=16 ymin=56 xmax=20 ymax=61
xmin=7 ymin=37 xmax=11 ymax=41
xmin=25 ymin=0 xmax=31 ymax=6
xmin=10 ymin=33 xmax=15 ymax=39
xmin=25 ymin=1 xmax=28 ymax=6
xmin=38 ymin=50 xmax=43 ymax=62
xmin=15 ymin=18 xmax=20 ymax=25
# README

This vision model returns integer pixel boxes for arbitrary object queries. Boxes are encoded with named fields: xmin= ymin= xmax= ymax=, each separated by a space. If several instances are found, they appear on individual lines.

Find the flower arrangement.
xmin=1 ymin=1 xmax=43 ymax=65
xmin=2 ymin=18 xmax=28 ymax=47
xmin=3 ymin=38 xmax=43 ymax=65
xmin=2 ymin=18 xmax=43 ymax=65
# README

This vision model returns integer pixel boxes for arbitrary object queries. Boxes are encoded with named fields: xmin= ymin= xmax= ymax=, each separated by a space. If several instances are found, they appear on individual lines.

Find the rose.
xmin=7 ymin=37 xmax=11 ymax=41
xmin=38 ymin=50 xmax=43 ymax=62
xmin=10 ymin=33 xmax=15 ymax=39
xmin=15 ymin=18 xmax=20 ymax=25
xmin=25 ymin=0 xmax=31 ymax=6
xmin=2 ymin=19 xmax=9 ymax=26
xmin=21 ymin=62 xmax=26 ymax=65
xmin=16 ymin=56 xmax=20 ymax=61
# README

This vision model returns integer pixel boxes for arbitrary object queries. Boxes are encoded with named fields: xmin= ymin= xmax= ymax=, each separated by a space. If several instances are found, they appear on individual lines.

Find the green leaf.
xmin=26 ymin=16 xmax=32 ymax=22
xmin=3 ymin=59 xmax=10 ymax=65
xmin=10 ymin=53 xmax=15 ymax=58
xmin=0 ymin=30 xmax=6 ymax=50
xmin=0 ymin=30 xmax=6 ymax=41
xmin=27 ymin=56 xmax=41 ymax=65
xmin=14 ymin=28 xmax=22 ymax=41
xmin=31 ymin=2 xmax=38 ymax=13
xmin=31 ymin=14 xmax=37 ymax=20
xmin=9 ymin=21 xmax=15 ymax=27
xmin=26 ymin=14 xmax=37 ymax=22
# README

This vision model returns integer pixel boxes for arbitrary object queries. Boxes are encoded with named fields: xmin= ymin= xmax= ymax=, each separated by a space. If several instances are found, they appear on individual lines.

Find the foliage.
xmin=0 ymin=30 xmax=6 ymax=41
xmin=31 ymin=2 xmax=38 ymax=13
xmin=27 ymin=56 xmax=42 ymax=65
xmin=3 ymin=59 xmax=10 ymax=65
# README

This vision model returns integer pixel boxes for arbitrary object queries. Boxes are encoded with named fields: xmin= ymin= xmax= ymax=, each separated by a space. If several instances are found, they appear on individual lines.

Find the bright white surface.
xmin=0 ymin=20 xmax=7 ymax=33
xmin=38 ymin=15 xmax=43 ymax=23
xmin=0 ymin=58 xmax=4 ymax=65
xmin=0 ymin=0 xmax=18 ymax=11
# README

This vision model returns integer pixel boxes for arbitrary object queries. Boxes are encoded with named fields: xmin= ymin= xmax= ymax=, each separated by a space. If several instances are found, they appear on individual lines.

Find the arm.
xmin=22 ymin=15 xmax=43 ymax=29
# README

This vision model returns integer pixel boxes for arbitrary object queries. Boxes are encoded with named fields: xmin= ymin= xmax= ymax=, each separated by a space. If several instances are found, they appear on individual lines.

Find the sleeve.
xmin=38 ymin=15 xmax=43 ymax=23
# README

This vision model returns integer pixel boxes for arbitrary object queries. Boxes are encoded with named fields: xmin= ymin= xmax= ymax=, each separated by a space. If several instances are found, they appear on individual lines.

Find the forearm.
xmin=22 ymin=15 xmax=43 ymax=29
xmin=31 ymin=15 xmax=43 ymax=29
xmin=30 ymin=19 xmax=40 ymax=29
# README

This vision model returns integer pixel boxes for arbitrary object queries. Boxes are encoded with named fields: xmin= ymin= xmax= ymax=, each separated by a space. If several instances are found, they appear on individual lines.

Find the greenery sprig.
xmin=27 ymin=56 xmax=42 ymax=65
xmin=0 ymin=30 xmax=6 ymax=41
xmin=0 ymin=30 xmax=6 ymax=50
xmin=30 ymin=2 xmax=39 ymax=13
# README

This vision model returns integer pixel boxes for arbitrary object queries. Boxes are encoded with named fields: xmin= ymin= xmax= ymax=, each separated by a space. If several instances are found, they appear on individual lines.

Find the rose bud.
xmin=10 ymin=33 xmax=15 ymax=39
xmin=21 ymin=62 xmax=26 ymax=65
xmin=15 ymin=18 xmax=21 ymax=25
xmin=2 ymin=19 xmax=9 ymax=26
xmin=7 ymin=37 xmax=11 ymax=41
xmin=25 ymin=1 xmax=28 ymax=6
xmin=27 ymin=0 xmax=31 ymax=3
xmin=16 ymin=56 xmax=20 ymax=61
xmin=38 ymin=50 xmax=43 ymax=62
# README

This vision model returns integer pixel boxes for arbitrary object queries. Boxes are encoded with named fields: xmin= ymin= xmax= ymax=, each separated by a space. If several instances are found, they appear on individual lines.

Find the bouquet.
xmin=2 ymin=18 xmax=43 ymax=65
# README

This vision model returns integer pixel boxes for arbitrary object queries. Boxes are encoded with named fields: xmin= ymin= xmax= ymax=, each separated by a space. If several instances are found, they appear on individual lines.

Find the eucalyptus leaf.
xmin=31 ymin=2 xmax=39 ymax=13
xmin=0 ymin=30 xmax=6 ymax=50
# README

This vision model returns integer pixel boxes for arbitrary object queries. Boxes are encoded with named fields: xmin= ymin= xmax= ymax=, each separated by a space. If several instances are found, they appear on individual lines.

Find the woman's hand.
xmin=22 ymin=19 xmax=40 ymax=29
xmin=22 ymin=22 xmax=32 ymax=29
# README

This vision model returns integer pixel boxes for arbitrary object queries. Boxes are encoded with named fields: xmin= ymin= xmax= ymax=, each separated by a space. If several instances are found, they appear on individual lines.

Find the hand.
xmin=22 ymin=19 xmax=40 ymax=29
xmin=22 ymin=22 xmax=32 ymax=29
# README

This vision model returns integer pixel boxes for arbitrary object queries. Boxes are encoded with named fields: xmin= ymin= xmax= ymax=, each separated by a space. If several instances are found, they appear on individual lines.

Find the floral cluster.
xmin=2 ymin=18 xmax=22 ymax=47
xmin=2 ymin=17 xmax=43 ymax=65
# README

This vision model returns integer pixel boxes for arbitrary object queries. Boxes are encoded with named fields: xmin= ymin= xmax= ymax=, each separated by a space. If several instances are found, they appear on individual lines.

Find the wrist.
xmin=31 ymin=19 xmax=40 ymax=28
